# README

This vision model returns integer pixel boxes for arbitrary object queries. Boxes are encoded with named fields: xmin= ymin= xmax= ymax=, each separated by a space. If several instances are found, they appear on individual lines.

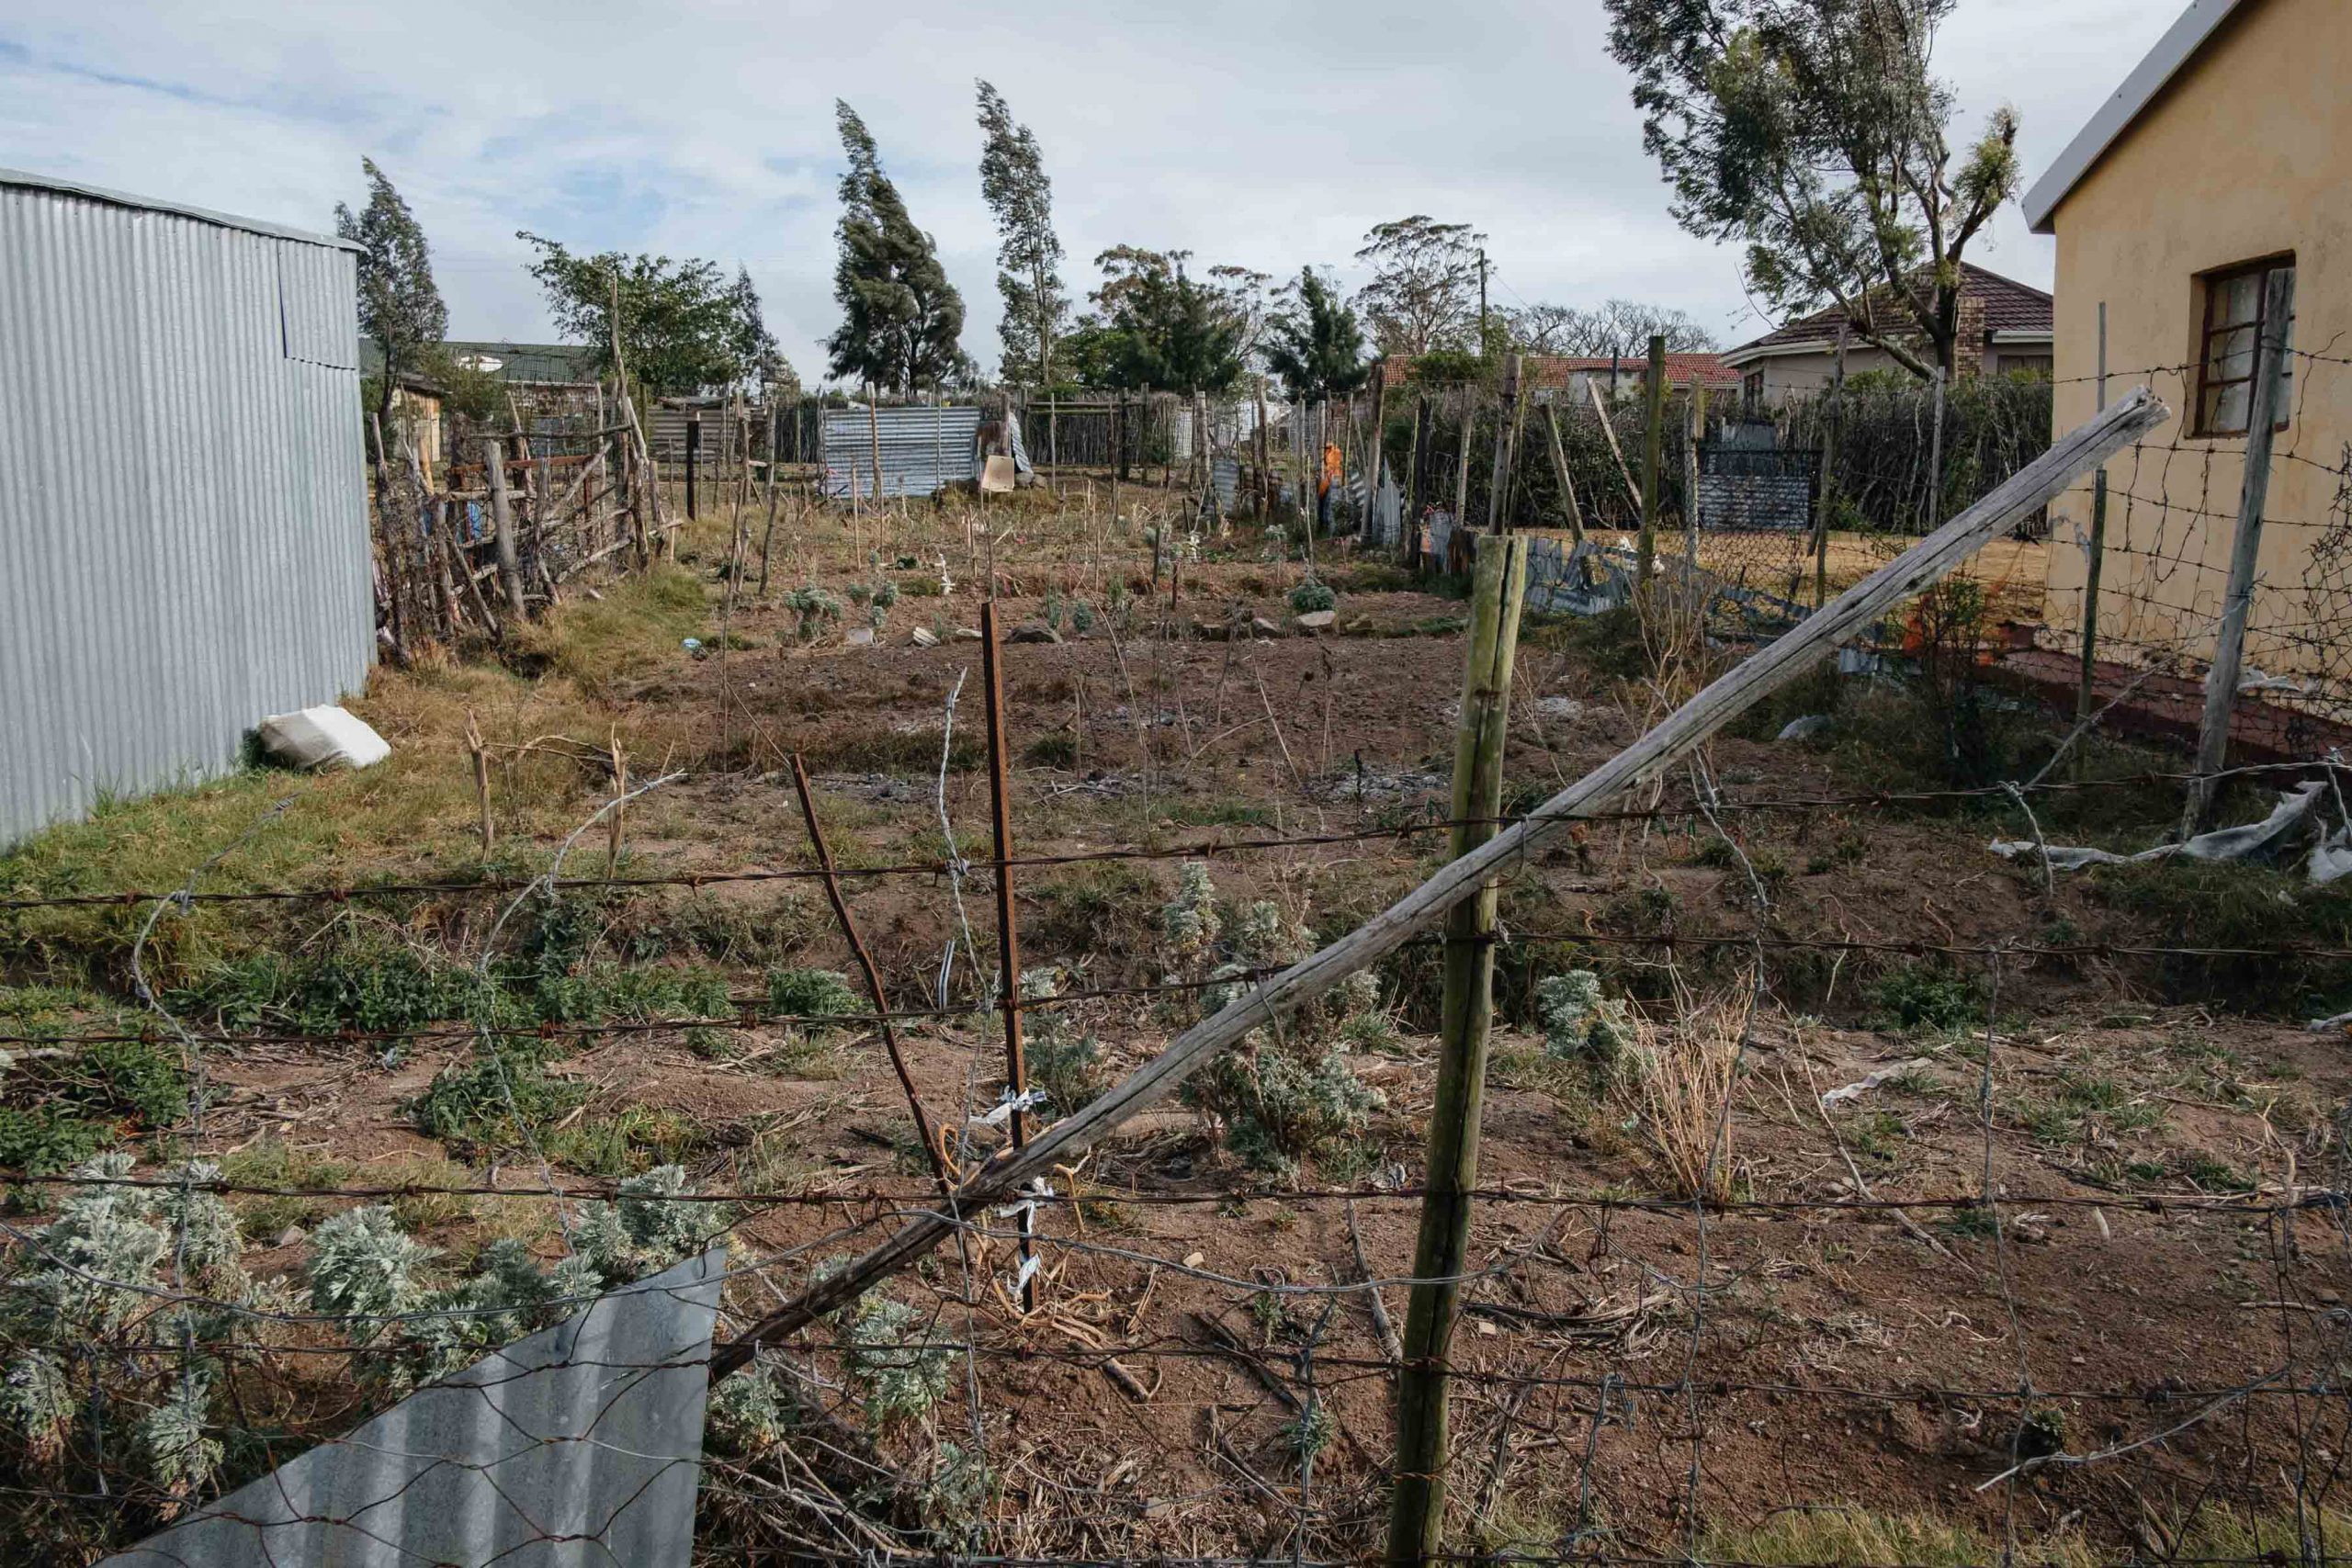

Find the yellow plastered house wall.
xmin=2032 ymin=0 xmax=2352 ymax=681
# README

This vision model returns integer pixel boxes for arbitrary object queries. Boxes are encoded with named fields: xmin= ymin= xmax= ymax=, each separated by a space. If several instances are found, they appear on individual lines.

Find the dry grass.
xmin=1626 ymin=988 xmax=1748 ymax=1204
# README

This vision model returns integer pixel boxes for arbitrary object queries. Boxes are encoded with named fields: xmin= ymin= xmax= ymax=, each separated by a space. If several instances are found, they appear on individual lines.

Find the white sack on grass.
xmin=256 ymin=705 xmax=390 ymax=772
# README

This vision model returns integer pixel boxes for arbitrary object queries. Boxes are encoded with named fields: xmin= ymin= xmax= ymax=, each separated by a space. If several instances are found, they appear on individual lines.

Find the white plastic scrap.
xmin=967 ymin=1087 xmax=1048 ymax=1130
xmin=1777 ymin=714 xmax=1832 ymax=742
xmin=1821 ymin=1058 xmax=1935 ymax=1107
xmin=1991 ymin=782 xmax=2335 ymax=877
xmin=255 ymin=705 xmax=390 ymax=772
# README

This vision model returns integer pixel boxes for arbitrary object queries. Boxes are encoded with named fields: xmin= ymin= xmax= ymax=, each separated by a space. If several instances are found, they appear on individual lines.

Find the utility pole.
xmin=1477 ymin=249 xmax=1488 ymax=345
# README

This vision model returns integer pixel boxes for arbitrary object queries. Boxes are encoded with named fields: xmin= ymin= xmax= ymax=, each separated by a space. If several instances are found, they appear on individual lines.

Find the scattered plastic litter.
xmin=1821 ymin=1058 xmax=1934 ymax=1107
xmin=1991 ymin=781 xmax=2341 ymax=880
xmin=1778 ymin=714 xmax=1832 ymax=742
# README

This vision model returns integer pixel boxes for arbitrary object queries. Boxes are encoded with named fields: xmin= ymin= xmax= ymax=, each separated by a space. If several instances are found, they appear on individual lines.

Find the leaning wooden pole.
xmin=2075 ymin=302 xmax=2110 ymax=728
xmin=978 ymin=600 xmax=1038 ymax=1310
xmin=2183 ymin=269 xmax=2295 ymax=836
xmin=1385 ymin=535 xmax=1527 ymax=1567
xmin=708 ymin=389 xmax=2168 ymax=1379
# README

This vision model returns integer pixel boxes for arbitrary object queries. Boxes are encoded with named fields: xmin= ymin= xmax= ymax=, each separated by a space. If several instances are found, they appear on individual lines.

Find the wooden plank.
xmin=709 ymin=386 xmax=2170 ymax=1378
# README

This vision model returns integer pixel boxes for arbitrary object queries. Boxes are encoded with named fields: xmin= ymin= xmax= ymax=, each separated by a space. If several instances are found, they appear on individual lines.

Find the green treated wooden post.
xmin=1635 ymin=334 xmax=1667 ymax=604
xmin=1385 ymin=534 xmax=1528 ymax=1568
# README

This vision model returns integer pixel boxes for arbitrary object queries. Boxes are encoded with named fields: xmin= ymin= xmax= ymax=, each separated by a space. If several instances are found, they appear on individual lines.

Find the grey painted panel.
xmin=100 ymin=1248 xmax=725 ymax=1568
xmin=820 ymin=405 xmax=981 ymax=499
xmin=0 ymin=176 xmax=372 ymax=844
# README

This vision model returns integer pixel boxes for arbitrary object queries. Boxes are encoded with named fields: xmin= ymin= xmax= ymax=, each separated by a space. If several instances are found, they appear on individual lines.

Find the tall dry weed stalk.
xmin=1627 ymin=987 xmax=1747 ymax=1204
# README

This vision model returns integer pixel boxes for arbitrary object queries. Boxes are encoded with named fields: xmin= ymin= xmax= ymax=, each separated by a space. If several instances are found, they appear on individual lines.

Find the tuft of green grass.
xmin=1866 ymin=962 xmax=1981 ymax=1033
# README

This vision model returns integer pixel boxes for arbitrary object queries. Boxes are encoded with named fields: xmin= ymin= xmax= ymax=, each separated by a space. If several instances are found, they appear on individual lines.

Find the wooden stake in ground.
xmin=482 ymin=436 xmax=526 ymax=622
xmin=758 ymin=403 xmax=782 ymax=600
xmin=979 ymin=600 xmax=1037 ymax=1309
xmin=2183 ymin=267 xmax=2295 ymax=836
xmin=1684 ymin=383 xmax=1707 ymax=567
xmin=2075 ymin=302 xmax=2110 ymax=726
xmin=606 ymin=728 xmax=628 ymax=879
xmin=1810 ymin=324 xmax=1849 ymax=609
xmin=464 ymin=710 xmax=492 ymax=856
xmin=1385 ymin=534 xmax=1527 ymax=1567
xmin=1635 ymin=334 xmax=1668 ymax=598
xmin=1484 ymin=355 xmax=1522 ymax=534
xmin=707 ymin=389 xmax=2167 ymax=1380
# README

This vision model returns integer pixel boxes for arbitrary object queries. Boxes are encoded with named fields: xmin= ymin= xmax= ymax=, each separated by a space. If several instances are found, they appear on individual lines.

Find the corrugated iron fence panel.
xmin=102 ymin=1248 xmax=724 ymax=1567
xmin=0 ymin=176 xmax=370 ymax=846
xmin=820 ymin=405 xmax=981 ymax=500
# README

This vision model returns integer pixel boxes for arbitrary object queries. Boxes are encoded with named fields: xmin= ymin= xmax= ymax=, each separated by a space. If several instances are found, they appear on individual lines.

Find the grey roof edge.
xmin=0 ymin=165 xmax=359 ymax=252
xmin=2020 ymin=0 xmax=2252 ymax=234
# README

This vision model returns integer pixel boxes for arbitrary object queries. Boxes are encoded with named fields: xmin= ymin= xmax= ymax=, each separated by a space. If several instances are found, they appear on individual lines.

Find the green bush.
xmin=1867 ymin=963 xmax=1981 ymax=1032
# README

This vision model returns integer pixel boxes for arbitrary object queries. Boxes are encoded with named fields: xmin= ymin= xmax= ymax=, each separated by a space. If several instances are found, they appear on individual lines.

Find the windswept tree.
xmin=830 ymin=100 xmax=966 ymax=396
xmin=726 ymin=265 xmax=794 ymax=393
xmin=335 ymin=159 xmax=447 ymax=423
xmin=1064 ymin=247 xmax=1247 ymax=395
xmin=518 ymin=236 xmax=769 ymax=396
xmin=1604 ymin=0 xmax=2019 ymax=379
xmin=1510 ymin=299 xmax=1717 ymax=357
xmin=976 ymin=80 xmax=1068 ymax=388
xmin=1352 ymin=216 xmax=1487 ymax=355
xmin=1262 ymin=268 xmax=1368 ymax=401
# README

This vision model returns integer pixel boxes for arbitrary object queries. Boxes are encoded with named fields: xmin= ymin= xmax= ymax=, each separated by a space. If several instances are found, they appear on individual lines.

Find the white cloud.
xmin=1 ymin=0 xmax=2192 ymax=378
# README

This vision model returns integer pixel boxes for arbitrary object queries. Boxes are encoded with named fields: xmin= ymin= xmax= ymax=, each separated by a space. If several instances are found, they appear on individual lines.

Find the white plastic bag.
xmin=256 ymin=705 xmax=390 ymax=772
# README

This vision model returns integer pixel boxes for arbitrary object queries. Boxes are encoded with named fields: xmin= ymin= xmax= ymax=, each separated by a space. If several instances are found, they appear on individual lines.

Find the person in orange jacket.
xmin=1317 ymin=440 xmax=1342 ymax=531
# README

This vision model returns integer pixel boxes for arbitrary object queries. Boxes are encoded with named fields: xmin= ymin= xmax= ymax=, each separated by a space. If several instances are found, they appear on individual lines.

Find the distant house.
xmin=1720 ymin=264 xmax=2054 ymax=409
xmin=2027 ymin=0 xmax=2347 ymax=680
xmin=1379 ymin=352 xmax=1740 ymax=401
xmin=359 ymin=339 xmax=601 ymax=388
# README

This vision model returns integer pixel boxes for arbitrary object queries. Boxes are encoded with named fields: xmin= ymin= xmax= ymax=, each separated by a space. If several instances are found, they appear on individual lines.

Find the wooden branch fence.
xmin=368 ymin=385 xmax=673 ymax=658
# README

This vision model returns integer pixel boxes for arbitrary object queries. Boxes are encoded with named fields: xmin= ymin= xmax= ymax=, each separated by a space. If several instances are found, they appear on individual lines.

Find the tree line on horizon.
xmin=343 ymin=0 xmax=2021 ymax=411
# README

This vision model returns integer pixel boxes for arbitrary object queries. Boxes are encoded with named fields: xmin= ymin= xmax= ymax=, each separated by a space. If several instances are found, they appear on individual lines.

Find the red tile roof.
xmin=1724 ymin=263 xmax=2052 ymax=362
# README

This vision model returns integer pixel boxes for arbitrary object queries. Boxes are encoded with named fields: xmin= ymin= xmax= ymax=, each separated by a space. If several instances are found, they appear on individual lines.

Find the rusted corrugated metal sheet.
xmin=100 ymin=1247 xmax=727 ymax=1567
xmin=0 ymin=168 xmax=371 ymax=844
xmin=821 ymin=404 xmax=981 ymax=499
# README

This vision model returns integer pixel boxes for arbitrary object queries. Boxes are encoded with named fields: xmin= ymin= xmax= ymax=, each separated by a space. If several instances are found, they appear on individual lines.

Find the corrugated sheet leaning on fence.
xmin=0 ymin=168 xmax=373 ymax=845
xmin=819 ymin=404 xmax=983 ymax=500
xmin=100 ymin=1247 xmax=727 ymax=1568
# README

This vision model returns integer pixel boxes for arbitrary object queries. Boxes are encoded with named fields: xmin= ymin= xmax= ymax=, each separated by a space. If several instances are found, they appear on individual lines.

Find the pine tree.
xmin=335 ymin=159 xmax=447 ymax=423
xmin=829 ymin=101 xmax=966 ymax=396
xmin=975 ymin=80 xmax=1068 ymax=389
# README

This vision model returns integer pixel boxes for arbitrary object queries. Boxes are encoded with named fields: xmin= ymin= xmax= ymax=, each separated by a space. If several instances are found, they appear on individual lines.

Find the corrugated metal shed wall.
xmin=820 ymin=405 xmax=981 ymax=499
xmin=0 ymin=172 xmax=371 ymax=844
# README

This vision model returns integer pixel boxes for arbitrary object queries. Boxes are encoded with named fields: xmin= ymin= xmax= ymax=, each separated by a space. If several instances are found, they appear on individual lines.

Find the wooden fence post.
xmin=2075 ymin=302 xmax=2110 ymax=725
xmin=1385 ymin=534 xmax=1528 ymax=1567
xmin=759 ymin=404 xmax=782 ymax=601
xmin=1635 ymin=334 xmax=1667 ymax=599
xmin=1811 ymin=324 xmax=1849 ymax=610
xmin=685 ymin=409 xmax=701 ymax=522
xmin=1685 ymin=383 xmax=1707 ymax=567
xmin=1484 ymin=355 xmax=1521 ymax=534
xmin=1366 ymin=363 xmax=1389 ymax=536
xmin=1407 ymin=395 xmax=1429 ymax=563
xmin=2183 ymin=267 xmax=2296 ymax=835
xmin=481 ymin=436 xmax=526 ymax=622
xmin=980 ymin=600 xmax=1037 ymax=1310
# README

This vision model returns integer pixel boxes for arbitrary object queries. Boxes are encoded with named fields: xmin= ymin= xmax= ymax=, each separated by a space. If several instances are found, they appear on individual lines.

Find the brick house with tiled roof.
xmin=1720 ymin=262 xmax=2054 ymax=409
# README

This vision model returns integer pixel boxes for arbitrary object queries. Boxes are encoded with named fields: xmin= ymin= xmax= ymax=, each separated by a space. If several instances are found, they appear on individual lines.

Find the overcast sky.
xmin=2 ymin=1 xmax=2183 ymax=383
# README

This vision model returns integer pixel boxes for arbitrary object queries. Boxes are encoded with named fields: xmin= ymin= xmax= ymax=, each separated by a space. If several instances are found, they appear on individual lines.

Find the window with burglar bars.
xmin=2194 ymin=254 xmax=2295 ymax=437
